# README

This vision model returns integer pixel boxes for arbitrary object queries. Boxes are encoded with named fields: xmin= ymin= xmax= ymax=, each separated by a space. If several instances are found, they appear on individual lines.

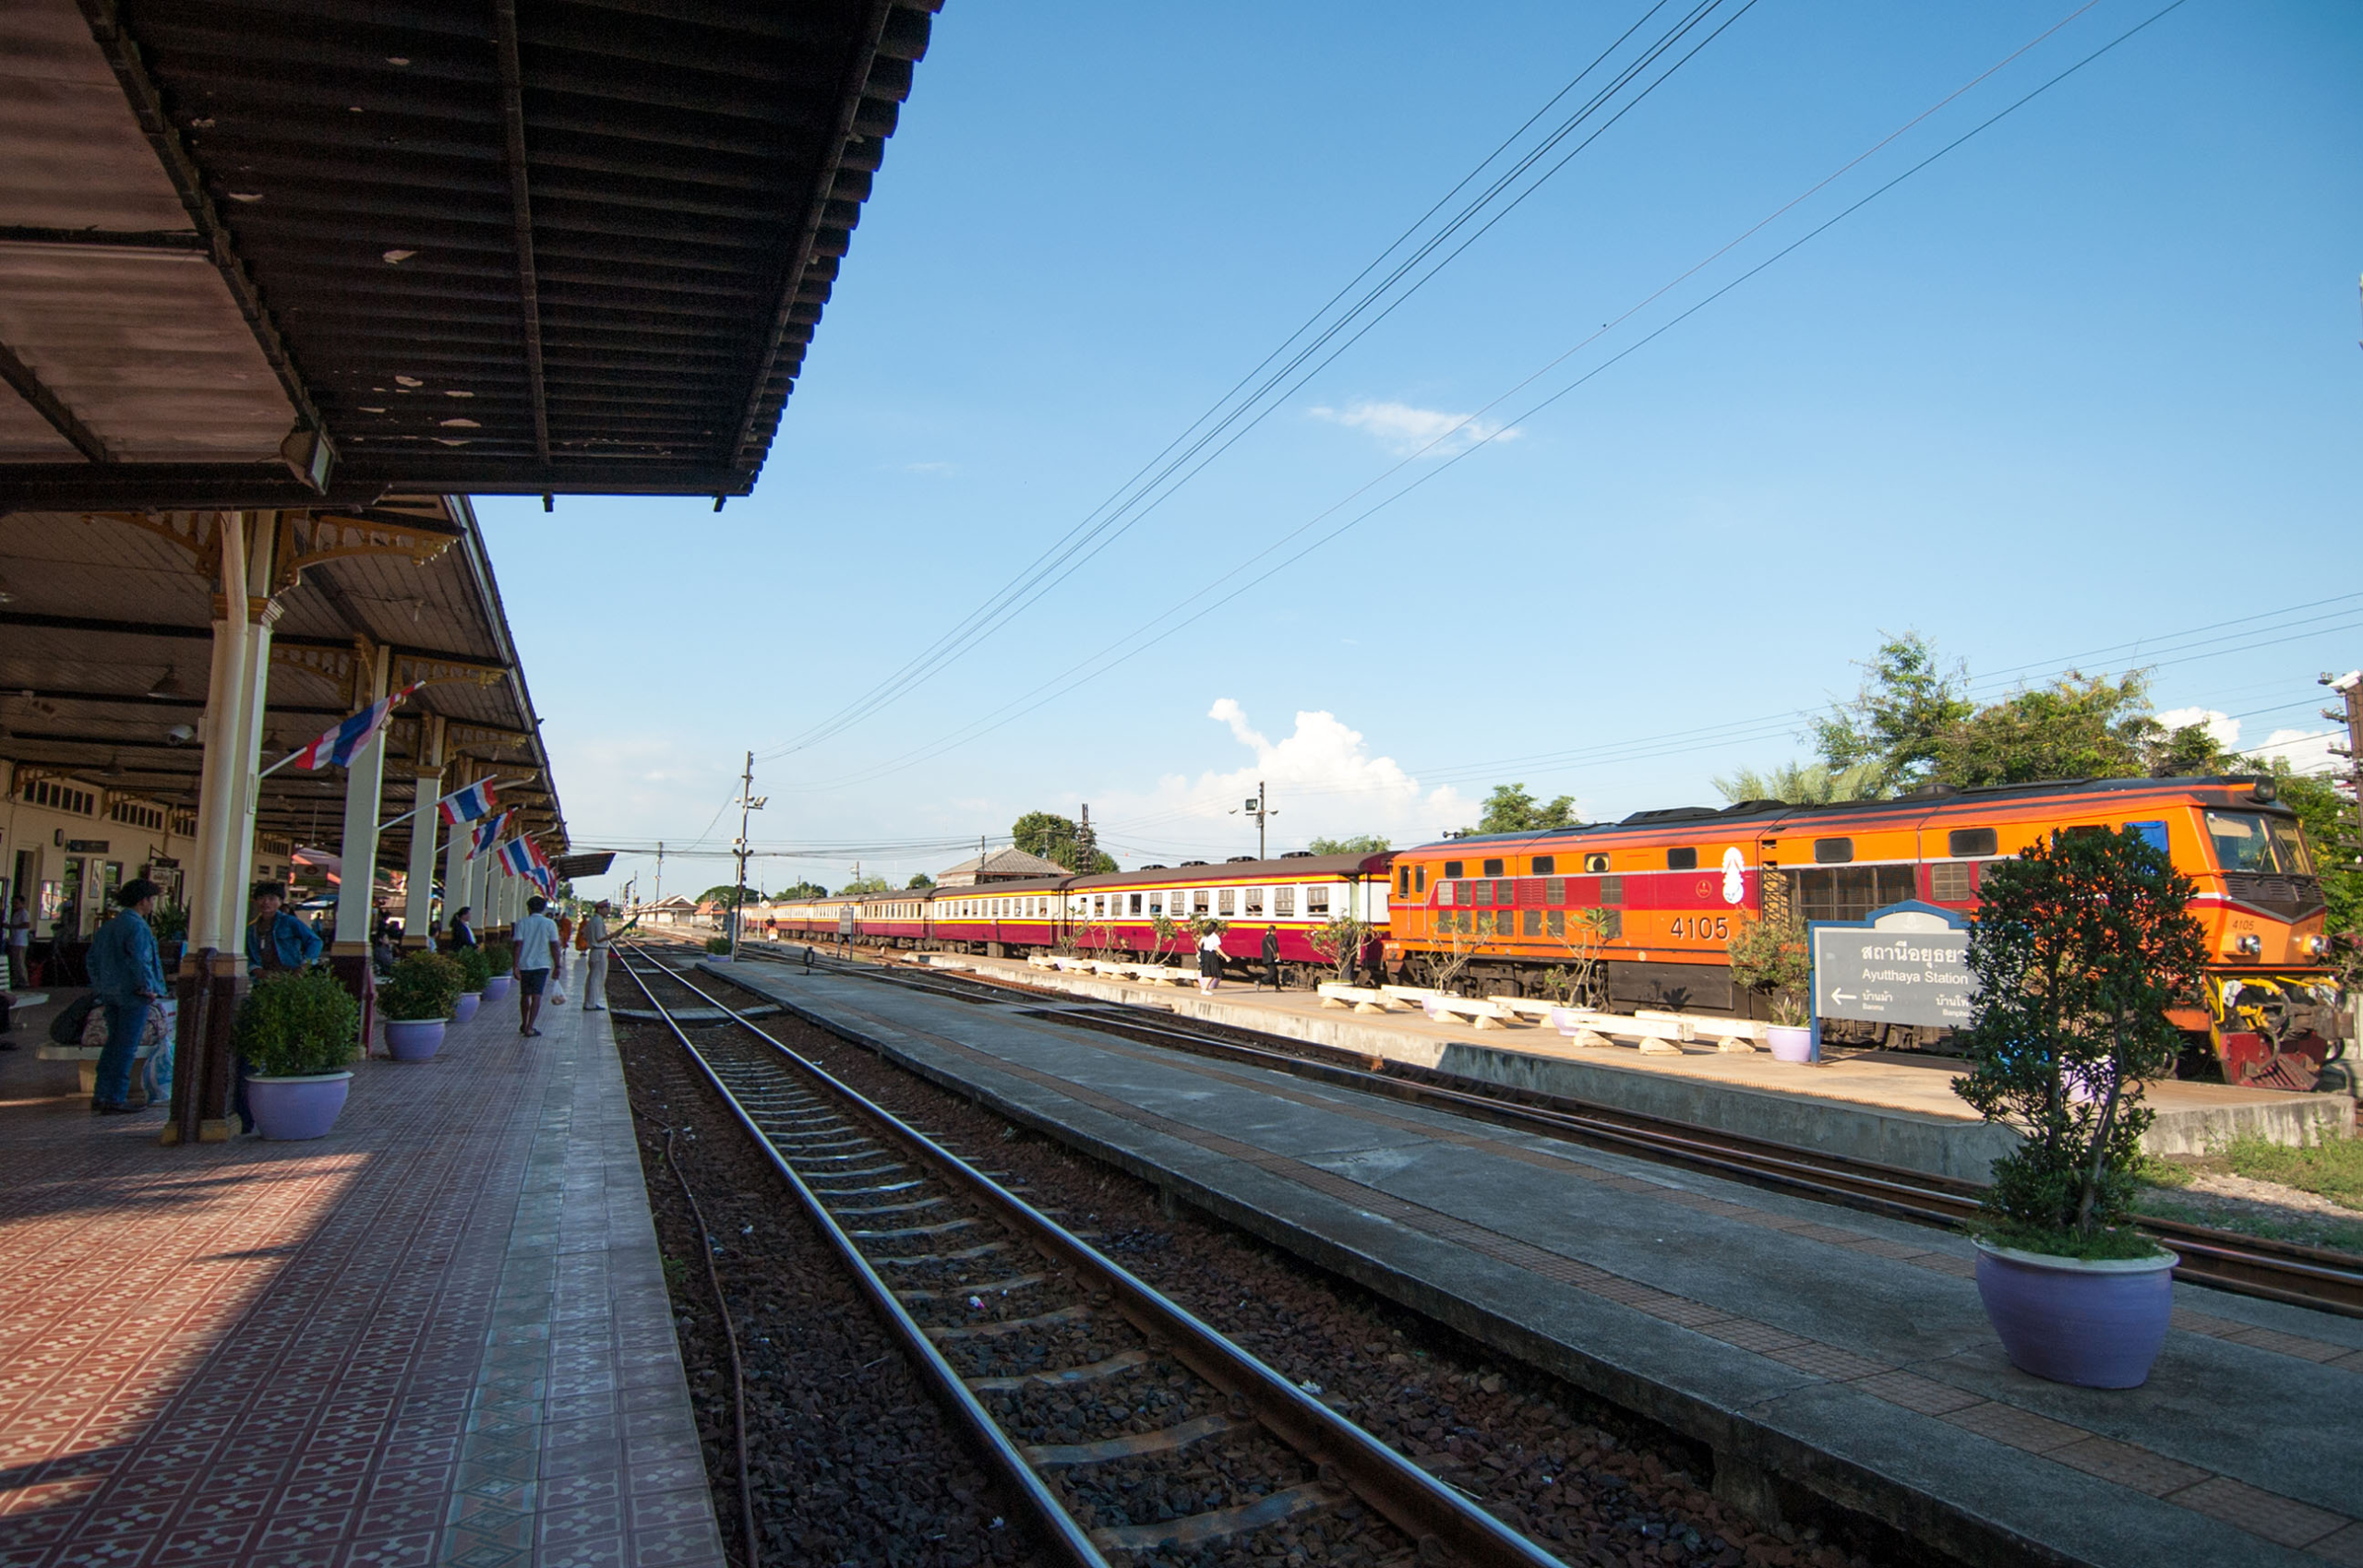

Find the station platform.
xmin=0 ymin=980 xmax=721 ymax=1568
xmin=842 ymin=950 xmax=2353 ymax=1183
xmin=716 ymin=956 xmax=2363 ymax=1568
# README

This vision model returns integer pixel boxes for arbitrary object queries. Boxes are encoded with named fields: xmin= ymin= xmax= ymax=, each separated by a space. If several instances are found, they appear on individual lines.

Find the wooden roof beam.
xmin=0 ymin=339 xmax=113 ymax=463
xmin=493 ymin=0 xmax=550 ymax=464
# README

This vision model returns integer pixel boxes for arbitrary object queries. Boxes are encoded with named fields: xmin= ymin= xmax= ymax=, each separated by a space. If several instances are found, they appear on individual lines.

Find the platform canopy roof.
xmin=0 ymin=0 xmax=937 ymax=512
xmin=0 ymin=497 xmax=569 ymax=863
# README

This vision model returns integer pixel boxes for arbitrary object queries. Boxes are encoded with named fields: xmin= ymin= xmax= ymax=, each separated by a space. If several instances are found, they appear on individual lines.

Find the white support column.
xmin=225 ymin=518 xmax=282 ymax=939
xmin=187 ymin=514 xmax=253 ymax=954
xmin=403 ymin=717 xmax=445 ymax=950
xmin=333 ymin=644 xmax=392 ymax=952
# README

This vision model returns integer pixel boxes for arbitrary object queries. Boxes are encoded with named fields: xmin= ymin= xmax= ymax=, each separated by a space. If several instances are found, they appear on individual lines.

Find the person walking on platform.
xmin=1197 ymin=927 xmax=1225 ymax=994
xmin=246 ymin=882 xmax=323 ymax=975
xmin=510 ymin=896 xmax=560 ymax=1037
xmin=553 ymin=907 xmax=574 ymax=985
xmin=6 ymin=895 xmax=30 ymax=988
xmin=579 ymin=902 xmax=617 ymax=1012
xmin=87 ymin=880 xmax=165 ymax=1116
xmin=445 ymin=906 xmax=477 ymax=952
xmin=1261 ymin=925 xmax=1281 ymax=990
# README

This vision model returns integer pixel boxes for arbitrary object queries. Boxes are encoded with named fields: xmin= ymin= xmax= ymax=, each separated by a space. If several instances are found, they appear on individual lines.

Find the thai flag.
xmin=438 ymin=779 xmax=498 ymax=825
xmin=292 ymin=683 xmax=422 ymax=771
xmin=498 ymin=837 xmax=534 ymax=878
xmin=469 ymin=810 xmax=512 ymax=860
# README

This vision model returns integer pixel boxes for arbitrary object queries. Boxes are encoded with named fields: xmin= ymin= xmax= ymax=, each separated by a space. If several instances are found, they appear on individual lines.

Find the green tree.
xmin=839 ymin=874 xmax=892 ymax=896
xmin=1712 ymin=760 xmax=1888 ymax=806
xmin=1812 ymin=632 xmax=1975 ymax=790
xmin=696 ymin=883 xmax=762 ymax=907
xmin=1011 ymin=811 xmax=1118 ymax=873
xmin=775 ymin=880 xmax=827 ymax=901
xmin=1952 ymin=828 xmax=2205 ymax=1253
xmin=2273 ymin=764 xmax=2361 ymax=980
xmin=906 ymin=872 xmax=936 ymax=889
xmin=1305 ymin=833 xmax=1391 ymax=856
xmin=1471 ymin=783 xmax=1577 ymax=834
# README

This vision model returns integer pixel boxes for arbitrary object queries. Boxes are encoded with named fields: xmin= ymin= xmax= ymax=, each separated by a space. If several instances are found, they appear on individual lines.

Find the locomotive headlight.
xmin=2234 ymin=934 xmax=2262 ymax=957
xmin=2308 ymin=936 xmax=2332 ymax=959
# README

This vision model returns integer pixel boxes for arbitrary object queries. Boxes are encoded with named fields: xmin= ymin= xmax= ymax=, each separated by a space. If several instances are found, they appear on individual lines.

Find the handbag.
xmin=49 ymin=993 xmax=99 ymax=1046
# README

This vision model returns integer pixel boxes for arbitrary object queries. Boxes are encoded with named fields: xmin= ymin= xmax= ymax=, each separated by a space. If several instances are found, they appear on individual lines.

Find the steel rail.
xmin=739 ymin=943 xmax=2363 ymax=1320
xmin=618 ymin=945 xmax=1565 ymax=1567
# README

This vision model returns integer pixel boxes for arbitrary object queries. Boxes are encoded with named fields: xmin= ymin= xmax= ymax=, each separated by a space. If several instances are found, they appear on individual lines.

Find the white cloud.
xmin=902 ymin=460 xmax=957 ymax=474
xmin=1307 ymin=400 xmax=1518 ymax=457
xmin=2154 ymin=707 xmax=2241 ymax=747
xmin=2253 ymin=728 xmax=2342 ymax=774
xmin=1092 ymin=700 xmax=1473 ymax=863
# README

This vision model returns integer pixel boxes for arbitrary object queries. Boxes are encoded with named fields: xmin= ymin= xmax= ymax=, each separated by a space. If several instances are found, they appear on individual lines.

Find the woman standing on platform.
xmin=1197 ymin=927 xmax=1225 ymax=994
xmin=445 ymin=906 xmax=476 ymax=952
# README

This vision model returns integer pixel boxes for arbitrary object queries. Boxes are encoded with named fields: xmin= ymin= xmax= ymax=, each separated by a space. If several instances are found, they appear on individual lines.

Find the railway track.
xmin=616 ymin=945 xmax=1565 ymax=1568
xmin=706 ymin=940 xmax=2363 ymax=1320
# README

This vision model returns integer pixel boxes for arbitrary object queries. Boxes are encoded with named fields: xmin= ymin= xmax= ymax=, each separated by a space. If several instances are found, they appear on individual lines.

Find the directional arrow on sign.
xmin=1831 ymin=989 xmax=1856 ymax=1006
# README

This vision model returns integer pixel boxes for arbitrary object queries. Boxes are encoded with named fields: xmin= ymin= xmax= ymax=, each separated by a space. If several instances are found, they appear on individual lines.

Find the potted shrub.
xmin=379 ymin=951 xmax=462 ymax=1062
xmin=480 ymin=940 xmax=516 ymax=999
xmin=146 ymin=901 xmax=190 ymax=973
xmin=1728 ymin=910 xmax=1814 ymax=1061
xmin=237 ymin=967 xmax=362 ymax=1140
xmin=1953 ymin=827 xmax=2204 ymax=1389
xmin=704 ymin=935 xmax=733 ymax=959
xmin=450 ymin=944 xmax=491 ymax=1022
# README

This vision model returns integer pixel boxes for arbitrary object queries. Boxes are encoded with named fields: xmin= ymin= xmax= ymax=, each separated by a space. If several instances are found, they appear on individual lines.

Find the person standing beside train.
xmin=1197 ymin=926 xmax=1225 ymax=994
xmin=1261 ymin=924 xmax=1281 ymax=990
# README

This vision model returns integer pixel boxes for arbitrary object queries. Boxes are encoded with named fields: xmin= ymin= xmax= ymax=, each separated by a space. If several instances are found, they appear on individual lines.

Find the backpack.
xmin=49 ymin=993 xmax=100 ymax=1046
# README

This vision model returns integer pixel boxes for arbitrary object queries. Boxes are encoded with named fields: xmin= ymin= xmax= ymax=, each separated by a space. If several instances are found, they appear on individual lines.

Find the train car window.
xmin=1244 ymin=887 xmax=1264 ymax=916
xmin=1147 ymin=893 xmax=1162 ymax=915
xmin=1523 ymin=909 xmax=1542 ymax=937
xmin=2122 ymin=820 xmax=2167 ymax=855
xmin=2063 ymin=824 xmax=2106 ymax=840
xmin=1584 ymin=853 xmax=1610 ymax=873
xmin=1472 ymin=880 xmax=1492 ymax=906
xmin=1397 ymin=867 xmax=1410 ymax=897
xmin=1414 ymin=865 xmax=1426 ymax=893
xmin=1947 ymin=826 xmax=1997 ymax=857
xmin=1276 ymin=886 xmax=1295 ymax=916
xmin=1481 ymin=857 xmax=1504 ymax=877
xmin=1547 ymin=910 xmax=1565 ymax=937
xmin=1929 ymin=862 xmax=1973 ymax=902
xmin=1600 ymin=875 xmax=1624 ymax=904
xmin=1667 ymin=846 xmax=1697 ymax=871
xmin=1531 ymin=855 xmax=1555 ymax=876
xmin=1193 ymin=890 xmax=1211 ymax=915
xmin=1545 ymin=876 xmax=1566 ymax=904
xmin=1308 ymin=885 xmax=1332 ymax=916
xmin=1217 ymin=888 xmax=1235 ymax=916
xmin=1443 ymin=860 xmax=1464 ymax=880
xmin=1127 ymin=893 xmax=1142 ymax=916
xmin=1813 ymin=838 xmax=1854 ymax=864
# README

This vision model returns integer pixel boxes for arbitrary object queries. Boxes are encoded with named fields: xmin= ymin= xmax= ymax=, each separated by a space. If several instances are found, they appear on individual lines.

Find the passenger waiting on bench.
xmin=246 ymin=882 xmax=323 ymax=976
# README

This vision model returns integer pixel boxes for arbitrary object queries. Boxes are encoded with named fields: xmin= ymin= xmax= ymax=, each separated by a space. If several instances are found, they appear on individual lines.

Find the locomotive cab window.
xmin=1481 ymin=858 xmax=1504 ymax=878
xmin=1813 ymin=838 xmax=1854 ymax=864
xmin=1443 ymin=860 xmax=1463 ymax=880
xmin=1583 ymin=853 xmax=1610 ymax=873
xmin=2205 ymin=811 xmax=2311 ymax=875
xmin=1414 ymin=865 xmax=1426 ymax=893
xmin=1666 ymin=846 xmax=1697 ymax=871
xmin=1397 ymin=867 xmax=1410 ymax=897
xmin=1947 ymin=827 xmax=1997 ymax=857
xmin=1531 ymin=856 xmax=1555 ymax=876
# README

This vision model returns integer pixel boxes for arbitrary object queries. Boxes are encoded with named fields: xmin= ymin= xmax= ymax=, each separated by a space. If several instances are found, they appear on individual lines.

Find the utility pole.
xmin=1078 ymin=803 xmax=1096 ymax=869
xmin=730 ymin=750 xmax=765 ymax=960
xmin=654 ymin=840 xmax=664 ymax=909
xmin=2321 ymin=670 xmax=2363 ymax=858
xmin=1231 ymin=780 xmax=1277 ymax=860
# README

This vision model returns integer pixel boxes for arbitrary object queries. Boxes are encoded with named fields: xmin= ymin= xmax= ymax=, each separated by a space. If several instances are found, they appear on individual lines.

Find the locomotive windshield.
xmin=2203 ymin=810 xmax=2314 ymax=876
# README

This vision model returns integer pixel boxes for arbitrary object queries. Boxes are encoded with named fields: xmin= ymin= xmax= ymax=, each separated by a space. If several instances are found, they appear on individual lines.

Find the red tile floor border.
xmin=0 ymin=975 xmax=718 ymax=1568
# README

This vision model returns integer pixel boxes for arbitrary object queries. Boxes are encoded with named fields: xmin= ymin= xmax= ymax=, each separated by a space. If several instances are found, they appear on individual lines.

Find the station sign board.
xmin=1808 ymin=901 xmax=1973 ymax=1030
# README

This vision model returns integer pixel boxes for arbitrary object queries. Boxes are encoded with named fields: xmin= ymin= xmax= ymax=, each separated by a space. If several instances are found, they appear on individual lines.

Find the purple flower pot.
xmin=482 ymin=975 xmax=511 ymax=1000
xmin=452 ymin=991 xmax=482 ymax=1023
xmin=246 ymin=1072 xmax=353 ymax=1142
xmin=383 ymin=1018 xmax=446 ymax=1061
xmin=1973 ymin=1239 xmax=2177 ymax=1388
xmin=1766 ymin=1025 xmax=1816 ymax=1063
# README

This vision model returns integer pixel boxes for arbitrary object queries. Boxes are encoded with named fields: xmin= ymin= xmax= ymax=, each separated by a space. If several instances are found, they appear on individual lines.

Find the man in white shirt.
xmin=510 ymin=895 xmax=561 ymax=1037
xmin=580 ymin=901 xmax=616 ymax=1012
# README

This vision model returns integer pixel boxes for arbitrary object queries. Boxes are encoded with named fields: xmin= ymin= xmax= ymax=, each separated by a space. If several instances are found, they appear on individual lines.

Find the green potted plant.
xmin=378 ymin=951 xmax=463 ymax=1061
xmin=146 ymin=901 xmax=190 ymax=972
xmin=480 ymin=939 xmax=516 ymax=999
xmin=450 ymin=944 xmax=492 ymax=1022
xmin=1727 ymin=910 xmax=1813 ymax=1060
xmin=236 ymin=967 xmax=362 ymax=1139
xmin=1952 ymin=827 xmax=2204 ymax=1388
xmin=704 ymin=935 xmax=734 ymax=957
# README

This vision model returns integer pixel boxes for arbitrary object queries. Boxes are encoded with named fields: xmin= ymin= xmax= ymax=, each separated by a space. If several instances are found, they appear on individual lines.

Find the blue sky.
xmin=477 ymin=0 xmax=2362 ymax=899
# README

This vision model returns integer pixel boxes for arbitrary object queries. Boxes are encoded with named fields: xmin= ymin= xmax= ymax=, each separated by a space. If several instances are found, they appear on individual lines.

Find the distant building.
xmin=934 ymin=847 xmax=1068 ymax=887
xmin=638 ymin=894 xmax=702 ymax=927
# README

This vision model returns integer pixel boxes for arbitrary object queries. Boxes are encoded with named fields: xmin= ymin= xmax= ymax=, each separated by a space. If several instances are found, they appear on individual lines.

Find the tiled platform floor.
xmin=0 ymin=971 xmax=721 ymax=1568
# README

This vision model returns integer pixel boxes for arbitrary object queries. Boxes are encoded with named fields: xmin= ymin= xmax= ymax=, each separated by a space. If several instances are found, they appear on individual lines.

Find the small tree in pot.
xmin=480 ymin=939 xmax=516 ymax=998
xmin=1952 ymin=826 xmax=2205 ymax=1387
xmin=450 ymin=944 xmax=492 ymax=1022
xmin=1726 ymin=911 xmax=1812 ymax=1059
xmin=379 ymin=952 xmax=463 ymax=1061
xmin=237 ymin=967 xmax=362 ymax=1139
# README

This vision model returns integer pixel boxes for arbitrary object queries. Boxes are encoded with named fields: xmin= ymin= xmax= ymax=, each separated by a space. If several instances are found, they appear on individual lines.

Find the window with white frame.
xmin=1217 ymin=887 xmax=1235 ymax=916
xmin=1307 ymin=884 xmax=1331 ymax=916
xmin=1243 ymin=886 xmax=1264 ymax=916
xmin=1130 ymin=892 xmax=1145 ymax=916
xmin=1275 ymin=885 xmax=1294 ymax=917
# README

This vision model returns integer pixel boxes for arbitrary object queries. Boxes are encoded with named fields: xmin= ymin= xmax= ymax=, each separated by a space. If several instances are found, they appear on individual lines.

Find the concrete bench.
xmin=1635 ymin=1008 xmax=1766 ymax=1046
xmin=1483 ymin=995 xmax=1562 ymax=1023
xmin=39 ymin=1039 xmax=165 ymax=1095
xmin=1422 ymin=996 xmax=1511 ymax=1030
xmin=1380 ymin=985 xmax=1444 ymax=1007
xmin=1545 ymin=1005 xmax=1757 ymax=1056
xmin=1317 ymin=983 xmax=1398 ymax=1014
xmin=1026 ymin=953 xmax=1058 ymax=970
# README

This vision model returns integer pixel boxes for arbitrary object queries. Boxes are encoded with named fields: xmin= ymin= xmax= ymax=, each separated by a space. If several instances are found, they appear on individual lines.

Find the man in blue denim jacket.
xmin=86 ymin=879 xmax=166 ymax=1115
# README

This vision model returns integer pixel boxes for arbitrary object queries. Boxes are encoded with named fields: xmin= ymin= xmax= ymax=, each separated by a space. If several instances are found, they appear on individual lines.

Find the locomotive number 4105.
xmin=1667 ymin=915 xmax=1731 ymax=940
